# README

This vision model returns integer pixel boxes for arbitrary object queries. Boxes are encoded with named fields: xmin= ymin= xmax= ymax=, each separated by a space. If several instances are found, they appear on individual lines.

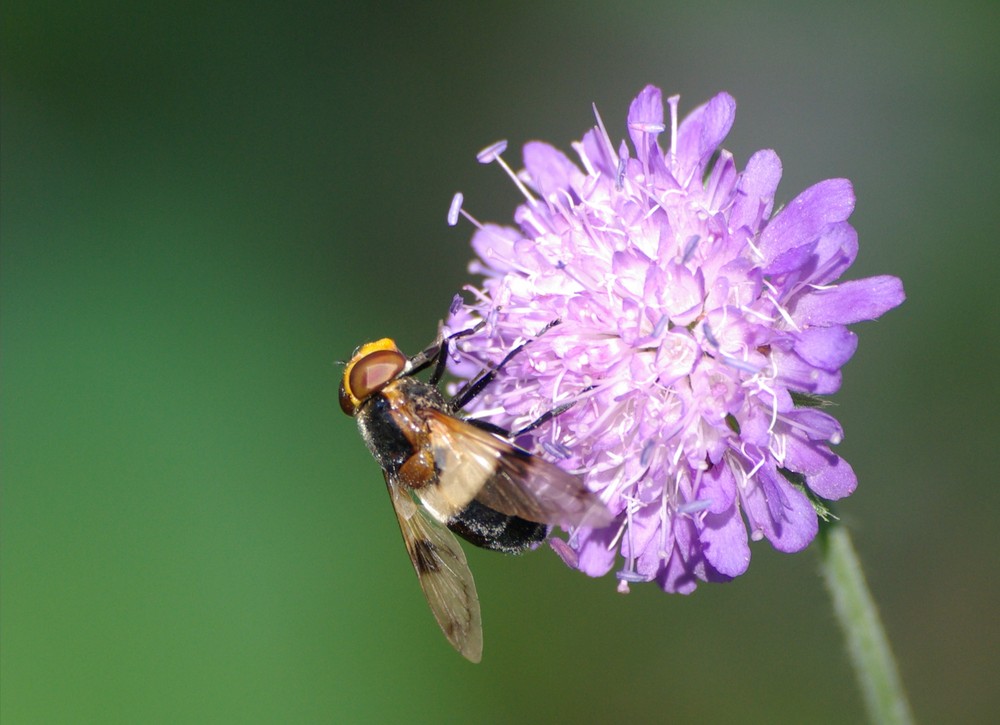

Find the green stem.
xmin=817 ymin=522 xmax=915 ymax=725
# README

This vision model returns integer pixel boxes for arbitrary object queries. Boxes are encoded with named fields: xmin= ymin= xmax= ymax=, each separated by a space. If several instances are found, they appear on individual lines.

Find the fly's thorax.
xmin=355 ymin=376 xmax=448 ymax=485
xmin=386 ymin=376 xmax=449 ymax=411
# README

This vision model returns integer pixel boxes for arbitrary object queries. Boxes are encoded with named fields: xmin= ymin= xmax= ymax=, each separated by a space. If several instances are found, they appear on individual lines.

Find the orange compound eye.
xmin=339 ymin=339 xmax=407 ymax=416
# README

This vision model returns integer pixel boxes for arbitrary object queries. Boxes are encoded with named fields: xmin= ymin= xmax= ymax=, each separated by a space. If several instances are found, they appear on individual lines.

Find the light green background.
xmin=3 ymin=3 xmax=997 ymax=723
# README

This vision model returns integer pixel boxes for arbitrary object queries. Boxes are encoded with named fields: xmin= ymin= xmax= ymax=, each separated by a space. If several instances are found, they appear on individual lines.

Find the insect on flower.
xmin=339 ymin=323 xmax=613 ymax=662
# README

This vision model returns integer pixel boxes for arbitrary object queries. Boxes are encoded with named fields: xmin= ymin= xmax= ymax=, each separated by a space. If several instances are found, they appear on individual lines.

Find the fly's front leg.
xmin=406 ymin=320 xmax=488 ymax=383
xmin=449 ymin=319 xmax=561 ymax=412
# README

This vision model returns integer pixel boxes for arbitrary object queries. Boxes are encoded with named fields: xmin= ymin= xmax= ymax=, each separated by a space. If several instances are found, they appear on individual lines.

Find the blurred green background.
xmin=3 ymin=2 xmax=997 ymax=723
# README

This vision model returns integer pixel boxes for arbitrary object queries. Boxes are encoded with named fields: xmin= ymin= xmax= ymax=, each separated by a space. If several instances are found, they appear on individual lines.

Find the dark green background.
xmin=4 ymin=2 xmax=997 ymax=723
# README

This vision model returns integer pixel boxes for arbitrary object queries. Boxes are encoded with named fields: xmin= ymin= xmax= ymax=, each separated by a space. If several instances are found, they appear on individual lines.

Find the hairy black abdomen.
xmin=447 ymin=499 xmax=548 ymax=554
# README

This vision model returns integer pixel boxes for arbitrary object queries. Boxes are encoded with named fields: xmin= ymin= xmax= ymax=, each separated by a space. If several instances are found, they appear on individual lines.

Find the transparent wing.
xmin=386 ymin=473 xmax=483 ymax=663
xmin=418 ymin=410 xmax=613 ymax=529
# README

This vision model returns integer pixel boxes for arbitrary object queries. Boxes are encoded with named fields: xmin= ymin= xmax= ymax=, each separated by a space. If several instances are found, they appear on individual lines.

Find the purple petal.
xmin=785 ymin=407 xmax=844 ymax=442
xmin=739 ymin=405 xmax=773 ymax=448
xmin=771 ymin=348 xmax=843 ymax=394
xmin=627 ymin=85 xmax=665 ymax=165
xmin=809 ymin=222 xmax=858 ymax=285
xmin=579 ymin=126 xmax=617 ymax=177
xmin=704 ymin=151 xmax=738 ymax=214
xmin=791 ymin=275 xmax=906 ymax=325
xmin=620 ymin=501 xmax=664 ymax=565
xmin=472 ymin=224 xmax=521 ymax=273
xmin=759 ymin=179 xmax=855 ymax=265
xmin=656 ymin=518 xmax=702 ymax=594
xmin=744 ymin=464 xmax=819 ymax=553
xmin=793 ymin=325 xmax=858 ymax=371
xmin=627 ymin=85 xmax=665 ymax=132
xmin=549 ymin=538 xmax=578 ymax=568
xmin=700 ymin=461 xmax=737 ymax=514
xmin=573 ymin=526 xmax=621 ymax=577
xmin=730 ymin=149 xmax=782 ymax=233
xmin=784 ymin=440 xmax=858 ymax=500
xmin=674 ymin=92 xmax=736 ymax=181
xmin=699 ymin=505 xmax=750 ymax=577
xmin=636 ymin=521 xmax=672 ymax=580
xmin=765 ymin=241 xmax=819 ymax=276
xmin=523 ymin=141 xmax=580 ymax=198
xmin=469 ymin=224 xmax=521 ymax=274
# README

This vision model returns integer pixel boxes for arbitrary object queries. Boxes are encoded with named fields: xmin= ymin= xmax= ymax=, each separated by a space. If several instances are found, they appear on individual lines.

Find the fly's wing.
xmin=418 ymin=410 xmax=613 ymax=530
xmin=386 ymin=473 xmax=483 ymax=663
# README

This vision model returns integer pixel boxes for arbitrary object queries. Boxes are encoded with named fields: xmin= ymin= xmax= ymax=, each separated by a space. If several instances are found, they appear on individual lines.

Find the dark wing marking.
xmin=386 ymin=472 xmax=483 ymax=663
xmin=419 ymin=410 xmax=613 ymax=529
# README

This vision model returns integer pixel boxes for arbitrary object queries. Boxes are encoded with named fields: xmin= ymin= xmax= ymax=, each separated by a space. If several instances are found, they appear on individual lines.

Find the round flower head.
xmin=445 ymin=85 xmax=905 ymax=593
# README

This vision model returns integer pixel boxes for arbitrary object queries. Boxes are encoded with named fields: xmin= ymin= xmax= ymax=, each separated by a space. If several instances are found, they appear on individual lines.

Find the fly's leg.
xmin=406 ymin=320 xmax=487 ymax=382
xmin=449 ymin=319 xmax=560 ymax=412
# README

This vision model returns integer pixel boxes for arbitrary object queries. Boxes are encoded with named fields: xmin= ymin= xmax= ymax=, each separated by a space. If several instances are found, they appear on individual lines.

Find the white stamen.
xmin=764 ymin=291 xmax=800 ymax=331
xmin=518 ymin=207 xmax=549 ymax=235
xmin=671 ymin=441 xmax=685 ymax=467
xmin=454 ymin=203 xmax=485 ymax=231
xmin=461 ymin=284 xmax=492 ymax=305
xmin=571 ymin=140 xmax=597 ymax=177
xmin=744 ymin=450 xmax=766 ymax=480
xmin=605 ymin=517 xmax=628 ymax=551
xmin=591 ymin=103 xmax=617 ymax=168
xmin=640 ymin=200 xmax=665 ymax=223
xmin=768 ymin=434 xmax=787 ymax=466
xmin=752 ymin=379 xmax=781 ymax=436
xmin=739 ymin=305 xmax=778 ymax=324
xmin=481 ymin=145 xmax=538 ymax=208
xmin=776 ymin=410 xmax=844 ymax=446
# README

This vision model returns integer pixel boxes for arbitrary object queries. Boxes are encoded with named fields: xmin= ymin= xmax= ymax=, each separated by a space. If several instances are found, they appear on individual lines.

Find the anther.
xmin=682 ymin=235 xmax=700 ymax=264
xmin=447 ymin=192 xmax=464 ymax=226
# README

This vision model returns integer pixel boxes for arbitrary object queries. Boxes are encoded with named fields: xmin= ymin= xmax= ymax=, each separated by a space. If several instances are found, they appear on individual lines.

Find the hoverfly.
xmin=338 ymin=324 xmax=612 ymax=662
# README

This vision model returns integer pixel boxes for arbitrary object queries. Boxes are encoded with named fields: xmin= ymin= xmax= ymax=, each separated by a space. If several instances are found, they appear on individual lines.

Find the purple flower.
xmin=445 ymin=85 xmax=904 ymax=593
